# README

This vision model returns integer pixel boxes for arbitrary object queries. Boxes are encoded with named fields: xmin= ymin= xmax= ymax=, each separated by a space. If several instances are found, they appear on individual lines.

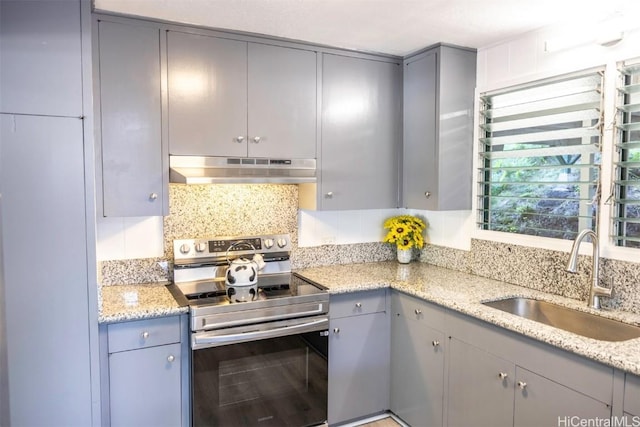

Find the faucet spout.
xmin=566 ymin=229 xmax=612 ymax=309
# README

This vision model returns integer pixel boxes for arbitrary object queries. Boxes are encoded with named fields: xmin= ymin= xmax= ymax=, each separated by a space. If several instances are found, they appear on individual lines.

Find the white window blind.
xmin=478 ymin=70 xmax=604 ymax=239
xmin=614 ymin=61 xmax=640 ymax=248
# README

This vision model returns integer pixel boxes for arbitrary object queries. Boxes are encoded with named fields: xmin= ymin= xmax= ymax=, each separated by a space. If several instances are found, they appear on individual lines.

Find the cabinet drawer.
xmin=330 ymin=289 xmax=386 ymax=319
xmin=108 ymin=316 xmax=181 ymax=353
xmin=391 ymin=291 xmax=446 ymax=331
xmin=625 ymin=373 xmax=640 ymax=416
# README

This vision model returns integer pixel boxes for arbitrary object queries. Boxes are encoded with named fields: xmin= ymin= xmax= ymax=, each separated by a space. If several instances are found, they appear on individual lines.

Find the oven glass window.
xmin=192 ymin=331 xmax=328 ymax=427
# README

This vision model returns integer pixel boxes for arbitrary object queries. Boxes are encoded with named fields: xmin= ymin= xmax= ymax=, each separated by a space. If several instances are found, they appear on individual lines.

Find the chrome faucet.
xmin=566 ymin=229 xmax=612 ymax=309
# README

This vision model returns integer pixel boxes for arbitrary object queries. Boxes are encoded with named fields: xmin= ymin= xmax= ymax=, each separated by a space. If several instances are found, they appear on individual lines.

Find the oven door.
xmin=191 ymin=316 xmax=329 ymax=427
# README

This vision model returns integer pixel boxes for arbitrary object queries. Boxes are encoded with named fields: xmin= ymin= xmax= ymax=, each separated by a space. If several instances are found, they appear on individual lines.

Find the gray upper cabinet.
xmin=0 ymin=0 xmax=82 ymax=117
xmin=403 ymin=45 xmax=476 ymax=210
xmin=303 ymin=53 xmax=401 ymax=210
xmin=167 ymin=31 xmax=317 ymax=158
xmin=247 ymin=43 xmax=317 ymax=158
xmin=97 ymin=19 xmax=167 ymax=217
xmin=167 ymin=32 xmax=248 ymax=157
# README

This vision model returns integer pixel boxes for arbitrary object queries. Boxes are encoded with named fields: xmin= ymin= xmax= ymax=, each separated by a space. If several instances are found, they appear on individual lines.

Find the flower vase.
xmin=397 ymin=248 xmax=412 ymax=264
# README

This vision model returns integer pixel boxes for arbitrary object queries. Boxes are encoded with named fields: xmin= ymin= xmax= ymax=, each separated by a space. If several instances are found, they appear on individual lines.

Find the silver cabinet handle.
xmin=141 ymin=331 xmax=149 ymax=339
xmin=432 ymin=340 xmax=440 ymax=347
xmin=517 ymin=381 xmax=527 ymax=389
xmin=333 ymin=328 xmax=340 ymax=334
xmin=149 ymin=193 xmax=158 ymax=201
xmin=498 ymin=372 xmax=508 ymax=379
xmin=167 ymin=355 xmax=175 ymax=363
xmin=252 ymin=136 xmax=261 ymax=143
xmin=424 ymin=191 xmax=432 ymax=198
xmin=414 ymin=309 xmax=422 ymax=315
xmin=236 ymin=136 xmax=245 ymax=143
xmin=355 ymin=303 xmax=362 ymax=308
xmin=325 ymin=192 xmax=333 ymax=198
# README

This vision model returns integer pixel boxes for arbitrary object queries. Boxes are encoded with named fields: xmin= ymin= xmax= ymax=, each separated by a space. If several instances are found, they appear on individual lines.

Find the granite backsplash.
xmin=99 ymin=184 xmax=640 ymax=314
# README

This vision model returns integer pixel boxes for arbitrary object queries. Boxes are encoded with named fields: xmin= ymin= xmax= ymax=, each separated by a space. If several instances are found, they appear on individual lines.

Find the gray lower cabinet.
xmin=447 ymin=310 xmax=613 ymax=427
xmin=300 ymin=53 xmax=401 ymax=210
xmin=448 ymin=339 xmax=610 ymax=427
xmin=623 ymin=374 xmax=640 ymax=417
xmin=328 ymin=290 xmax=390 ymax=425
xmin=104 ymin=315 xmax=188 ymax=427
xmin=513 ymin=366 xmax=610 ymax=427
xmin=402 ymin=45 xmax=476 ymax=210
xmin=96 ymin=18 xmax=167 ymax=217
xmin=167 ymin=31 xmax=317 ymax=159
xmin=0 ymin=0 xmax=82 ymax=117
xmin=387 ymin=291 xmax=615 ymax=427
xmin=0 ymin=114 xmax=92 ymax=426
xmin=390 ymin=292 xmax=446 ymax=427
xmin=447 ymin=338 xmax=514 ymax=427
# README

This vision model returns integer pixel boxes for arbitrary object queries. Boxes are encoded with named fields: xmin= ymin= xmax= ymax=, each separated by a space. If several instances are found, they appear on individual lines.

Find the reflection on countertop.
xmin=296 ymin=261 xmax=640 ymax=376
xmin=98 ymin=260 xmax=640 ymax=376
xmin=98 ymin=282 xmax=188 ymax=324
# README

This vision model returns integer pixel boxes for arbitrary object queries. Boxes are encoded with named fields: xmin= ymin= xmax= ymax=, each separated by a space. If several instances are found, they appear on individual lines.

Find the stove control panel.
xmin=173 ymin=234 xmax=291 ymax=261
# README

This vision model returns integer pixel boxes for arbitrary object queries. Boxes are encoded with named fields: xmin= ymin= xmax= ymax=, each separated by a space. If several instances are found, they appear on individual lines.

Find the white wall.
xmin=96 ymin=216 xmax=164 ymax=261
xmin=298 ymin=208 xmax=472 ymax=250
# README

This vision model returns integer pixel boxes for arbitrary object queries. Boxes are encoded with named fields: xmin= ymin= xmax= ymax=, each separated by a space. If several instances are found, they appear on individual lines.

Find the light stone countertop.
xmin=295 ymin=261 xmax=640 ymax=376
xmin=97 ymin=261 xmax=640 ymax=375
xmin=98 ymin=282 xmax=188 ymax=324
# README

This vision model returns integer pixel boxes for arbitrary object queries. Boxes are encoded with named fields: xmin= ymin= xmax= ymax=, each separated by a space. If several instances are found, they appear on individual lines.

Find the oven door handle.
xmin=192 ymin=316 xmax=329 ymax=349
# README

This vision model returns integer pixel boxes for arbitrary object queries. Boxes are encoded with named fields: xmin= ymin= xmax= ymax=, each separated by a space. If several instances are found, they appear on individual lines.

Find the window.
xmin=478 ymin=70 xmax=604 ymax=239
xmin=614 ymin=61 xmax=640 ymax=248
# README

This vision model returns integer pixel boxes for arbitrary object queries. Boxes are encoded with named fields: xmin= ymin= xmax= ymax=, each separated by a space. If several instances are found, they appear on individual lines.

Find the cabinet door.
xmin=624 ymin=374 xmax=640 ymax=416
xmin=390 ymin=307 xmax=445 ymax=427
xmin=167 ymin=31 xmax=247 ymax=157
xmin=109 ymin=343 xmax=182 ymax=427
xmin=98 ymin=20 xmax=165 ymax=216
xmin=403 ymin=50 xmax=437 ymax=210
xmin=514 ymin=366 xmax=611 ymax=427
xmin=436 ymin=46 xmax=476 ymax=210
xmin=1 ymin=115 xmax=92 ymax=426
xmin=0 ymin=0 xmax=82 ymax=116
xmin=248 ymin=43 xmax=316 ymax=159
xmin=447 ymin=338 xmax=514 ymax=427
xmin=402 ymin=46 xmax=475 ymax=210
xmin=321 ymin=54 xmax=401 ymax=210
xmin=328 ymin=312 xmax=390 ymax=425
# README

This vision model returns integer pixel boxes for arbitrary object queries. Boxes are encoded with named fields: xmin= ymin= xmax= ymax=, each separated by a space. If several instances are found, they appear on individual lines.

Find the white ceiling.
xmin=94 ymin=0 xmax=639 ymax=56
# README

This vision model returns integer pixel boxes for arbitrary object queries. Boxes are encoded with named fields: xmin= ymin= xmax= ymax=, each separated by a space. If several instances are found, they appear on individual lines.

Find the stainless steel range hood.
xmin=169 ymin=155 xmax=316 ymax=184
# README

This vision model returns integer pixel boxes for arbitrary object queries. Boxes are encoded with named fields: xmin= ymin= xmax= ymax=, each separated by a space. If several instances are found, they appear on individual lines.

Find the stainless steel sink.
xmin=483 ymin=297 xmax=640 ymax=342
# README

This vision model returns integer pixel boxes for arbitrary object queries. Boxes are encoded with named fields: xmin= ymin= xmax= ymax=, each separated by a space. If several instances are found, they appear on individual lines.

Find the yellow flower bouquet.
xmin=383 ymin=215 xmax=427 ymax=250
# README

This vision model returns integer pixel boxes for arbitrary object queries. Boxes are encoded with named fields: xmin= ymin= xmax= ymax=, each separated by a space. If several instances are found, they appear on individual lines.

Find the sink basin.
xmin=483 ymin=297 xmax=640 ymax=342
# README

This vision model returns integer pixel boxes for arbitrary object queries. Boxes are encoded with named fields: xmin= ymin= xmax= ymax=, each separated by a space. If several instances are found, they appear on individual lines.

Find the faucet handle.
xmin=594 ymin=279 xmax=613 ymax=297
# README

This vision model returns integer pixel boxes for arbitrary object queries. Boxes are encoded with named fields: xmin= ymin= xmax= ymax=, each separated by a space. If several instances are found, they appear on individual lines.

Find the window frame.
xmin=613 ymin=59 xmax=640 ymax=248
xmin=477 ymin=68 xmax=605 ymax=241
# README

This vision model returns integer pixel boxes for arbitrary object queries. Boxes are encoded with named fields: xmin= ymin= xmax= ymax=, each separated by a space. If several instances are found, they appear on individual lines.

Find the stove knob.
xmin=179 ymin=243 xmax=191 ymax=254
xmin=264 ymin=238 xmax=274 ymax=249
xmin=276 ymin=238 xmax=288 ymax=248
xmin=195 ymin=242 xmax=207 ymax=253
